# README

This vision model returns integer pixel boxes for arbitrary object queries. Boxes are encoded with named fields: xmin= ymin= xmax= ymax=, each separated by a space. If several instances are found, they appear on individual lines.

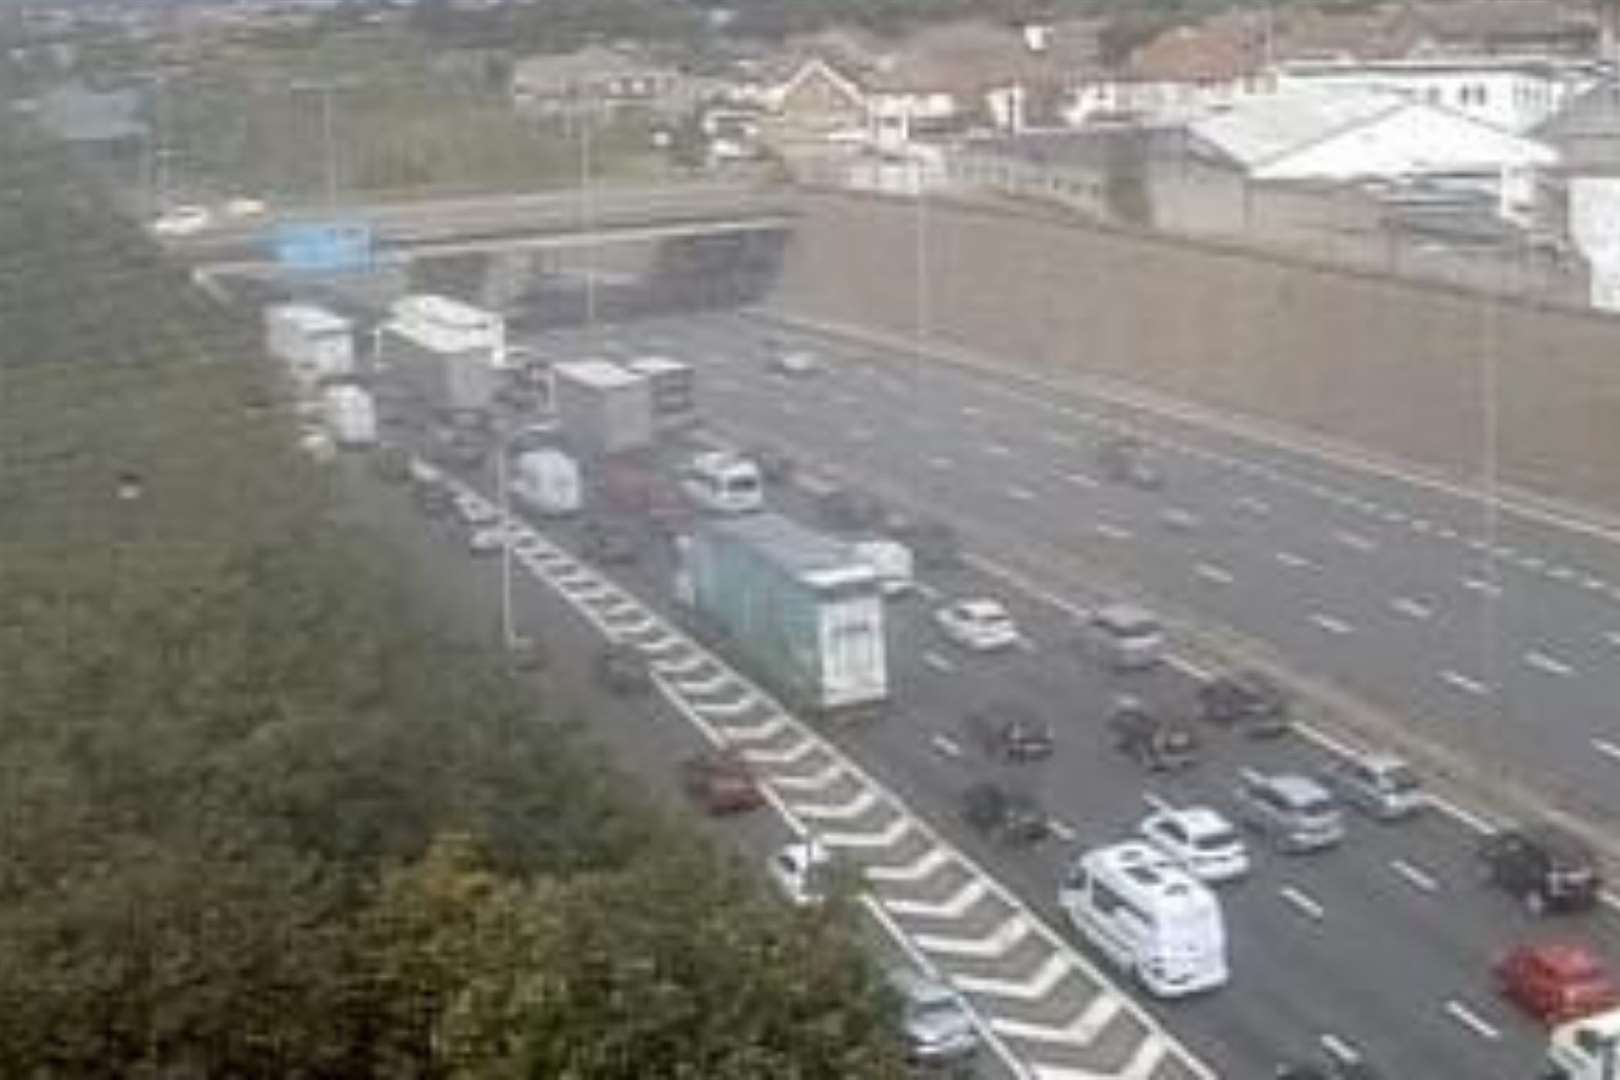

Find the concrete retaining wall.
xmin=770 ymin=189 xmax=1620 ymax=514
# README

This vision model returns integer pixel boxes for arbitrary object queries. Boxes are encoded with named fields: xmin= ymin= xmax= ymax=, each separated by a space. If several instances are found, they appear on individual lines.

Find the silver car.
xmin=1234 ymin=770 xmax=1345 ymax=853
xmin=1328 ymin=754 xmax=1425 ymax=821
xmin=886 ymin=967 xmax=979 ymax=1066
xmin=1079 ymin=603 xmax=1165 ymax=671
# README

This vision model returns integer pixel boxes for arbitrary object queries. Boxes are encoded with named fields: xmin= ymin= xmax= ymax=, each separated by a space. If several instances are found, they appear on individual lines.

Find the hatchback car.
xmin=1197 ymin=670 xmax=1291 ymax=737
xmin=936 ymin=599 xmax=1019 ymax=651
xmin=767 ymin=840 xmax=835 ymax=907
xmin=466 ymin=525 xmax=507 ymax=555
xmin=1234 ymin=770 xmax=1345 ymax=853
xmin=1479 ymin=827 xmax=1602 ymax=915
xmin=680 ymin=752 xmax=765 ymax=816
xmin=960 ymin=782 xmax=1051 ymax=846
xmin=1078 ymin=603 xmax=1164 ymax=671
xmin=964 ymin=701 xmax=1054 ymax=762
xmin=1326 ymin=753 xmax=1425 ymax=821
xmin=1139 ymin=806 xmax=1250 ymax=883
xmin=886 ymin=966 xmax=980 ymax=1066
xmin=594 ymin=644 xmax=653 ymax=695
xmin=1495 ymin=942 xmax=1620 ymax=1025
xmin=1108 ymin=697 xmax=1199 ymax=772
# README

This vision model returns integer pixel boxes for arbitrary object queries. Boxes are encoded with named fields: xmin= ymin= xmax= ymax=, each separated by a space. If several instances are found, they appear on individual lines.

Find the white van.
xmin=1547 ymin=1006 xmax=1620 ymax=1080
xmin=323 ymin=384 xmax=377 ymax=448
xmin=852 ymin=539 xmax=914 ymax=597
xmin=1059 ymin=841 xmax=1228 ymax=998
xmin=680 ymin=451 xmax=763 ymax=514
xmin=510 ymin=448 xmax=581 ymax=517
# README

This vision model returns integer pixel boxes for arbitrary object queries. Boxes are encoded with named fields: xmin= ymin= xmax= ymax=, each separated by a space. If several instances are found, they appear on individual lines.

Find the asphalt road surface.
xmin=481 ymin=309 xmax=1620 ymax=1080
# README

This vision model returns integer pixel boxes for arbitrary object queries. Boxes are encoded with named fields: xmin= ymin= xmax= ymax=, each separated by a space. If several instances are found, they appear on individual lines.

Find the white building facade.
xmin=1275 ymin=58 xmax=1593 ymax=134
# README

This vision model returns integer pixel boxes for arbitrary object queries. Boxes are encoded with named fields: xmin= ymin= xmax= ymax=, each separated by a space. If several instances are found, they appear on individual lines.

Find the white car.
xmin=453 ymin=493 xmax=499 ymax=527
xmin=770 ymin=349 xmax=820 ymax=376
xmin=935 ymin=598 xmax=1019 ymax=651
xmin=149 ymin=205 xmax=212 ymax=237
xmin=223 ymin=195 xmax=267 ymax=218
xmin=767 ymin=840 xmax=834 ymax=908
xmin=466 ymin=526 xmax=507 ymax=555
xmin=1138 ymin=806 xmax=1250 ymax=884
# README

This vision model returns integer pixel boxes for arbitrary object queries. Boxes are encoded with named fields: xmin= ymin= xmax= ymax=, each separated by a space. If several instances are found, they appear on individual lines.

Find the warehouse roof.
xmin=1193 ymin=87 xmax=1404 ymax=171
xmin=709 ymin=512 xmax=878 ymax=591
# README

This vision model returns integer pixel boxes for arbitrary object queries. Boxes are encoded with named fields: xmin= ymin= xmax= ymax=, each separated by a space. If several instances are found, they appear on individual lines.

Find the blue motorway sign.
xmin=271 ymin=220 xmax=373 ymax=272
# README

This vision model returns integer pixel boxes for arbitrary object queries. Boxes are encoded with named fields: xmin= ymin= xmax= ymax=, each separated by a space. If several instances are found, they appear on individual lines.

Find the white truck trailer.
xmin=553 ymin=359 xmax=654 ymax=457
xmin=624 ymin=355 xmax=697 ymax=434
xmin=679 ymin=512 xmax=887 ymax=716
xmin=264 ymin=304 xmax=354 ymax=387
xmin=379 ymin=294 xmax=506 ymax=419
xmin=323 ymin=384 xmax=377 ymax=448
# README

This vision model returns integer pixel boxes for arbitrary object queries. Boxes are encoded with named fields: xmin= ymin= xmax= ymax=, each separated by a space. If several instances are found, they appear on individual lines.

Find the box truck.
xmin=553 ymin=360 xmax=653 ymax=457
xmin=510 ymin=449 xmax=582 ymax=517
xmin=264 ymin=304 xmax=354 ymax=386
xmin=379 ymin=295 xmax=504 ymax=420
xmin=1546 ymin=1006 xmax=1620 ymax=1080
xmin=624 ymin=355 xmax=697 ymax=434
xmin=679 ymin=513 xmax=887 ymax=716
xmin=323 ymin=384 xmax=377 ymax=448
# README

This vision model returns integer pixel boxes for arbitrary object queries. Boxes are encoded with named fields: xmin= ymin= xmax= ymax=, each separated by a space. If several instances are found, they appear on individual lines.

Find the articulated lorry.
xmin=677 ymin=512 xmax=887 ymax=717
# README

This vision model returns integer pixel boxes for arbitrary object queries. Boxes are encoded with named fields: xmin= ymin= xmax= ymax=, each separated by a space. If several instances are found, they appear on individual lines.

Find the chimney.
xmin=1022 ymin=23 xmax=1051 ymax=53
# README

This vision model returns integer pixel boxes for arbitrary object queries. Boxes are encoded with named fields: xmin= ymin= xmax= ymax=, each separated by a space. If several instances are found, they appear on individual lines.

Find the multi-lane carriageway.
xmin=437 ymin=473 xmax=1209 ymax=1080
xmin=479 ymin=310 xmax=1620 ymax=1079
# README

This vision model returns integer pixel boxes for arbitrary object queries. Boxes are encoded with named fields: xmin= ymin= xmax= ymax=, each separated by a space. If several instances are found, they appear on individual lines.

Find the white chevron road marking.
xmin=1029 ymin=1037 xmax=1167 ymax=1080
xmin=990 ymin=993 xmax=1122 ymax=1046
xmin=743 ymin=739 xmax=820 ymax=767
xmin=719 ymin=713 xmax=790 ymax=743
xmin=914 ymin=914 xmax=1032 ymax=959
xmin=882 ymin=878 xmax=989 ymax=920
xmin=953 ymin=952 xmax=1071 ymax=1002
xmin=865 ymin=845 xmax=954 ymax=884
xmin=768 ymin=761 xmax=845 ymax=792
xmin=791 ymin=788 xmax=883 ymax=822
xmin=818 ymin=814 xmax=913 ymax=850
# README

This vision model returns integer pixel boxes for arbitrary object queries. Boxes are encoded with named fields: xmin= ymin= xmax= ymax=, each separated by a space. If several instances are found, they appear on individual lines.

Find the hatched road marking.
xmin=1280 ymin=886 xmax=1326 ymax=921
xmin=883 ymin=878 xmax=990 ymax=920
xmin=953 ymin=953 xmax=1072 ymax=1002
xmin=866 ymin=846 xmax=954 ymax=884
xmin=991 ymin=994 xmax=1121 ymax=1046
xmin=1441 ymin=670 xmax=1491 ymax=696
xmin=1391 ymin=859 xmax=1440 ymax=894
xmin=914 ymin=914 xmax=1033 ymax=960
xmin=1444 ymin=1000 xmax=1502 ymax=1041
xmin=1525 ymin=650 xmax=1575 ymax=677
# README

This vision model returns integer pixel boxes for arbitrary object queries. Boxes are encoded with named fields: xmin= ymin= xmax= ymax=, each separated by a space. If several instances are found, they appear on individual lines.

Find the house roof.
xmin=1192 ymin=85 xmax=1558 ymax=177
xmin=1127 ymin=9 xmax=1269 ymax=83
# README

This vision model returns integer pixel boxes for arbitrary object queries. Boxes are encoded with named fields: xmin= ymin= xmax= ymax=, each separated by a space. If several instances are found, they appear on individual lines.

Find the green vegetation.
xmin=0 ymin=116 xmax=906 ymax=1077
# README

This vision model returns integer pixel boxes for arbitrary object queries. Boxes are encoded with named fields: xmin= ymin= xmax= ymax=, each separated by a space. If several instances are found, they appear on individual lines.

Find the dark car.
xmin=581 ymin=519 xmax=639 ymax=566
xmin=1108 ymin=698 xmax=1199 ymax=771
xmin=594 ymin=644 xmax=653 ymax=695
xmin=895 ymin=517 xmax=960 ymax=570
xmin=1479 ymin=827 xmax=1602 ymax=915
xmin=1096 ymin=435 xmax=1164 ymax=490
xmin=960 ymin=782 xmax=1050 ymax=846
xmin=1197 ymin=670 xmax=1291 ymax=738
xmin=964 ymin=701 xmax=1054 ymax=762
xmin=681 ymin=752 xmax=765 ymax=815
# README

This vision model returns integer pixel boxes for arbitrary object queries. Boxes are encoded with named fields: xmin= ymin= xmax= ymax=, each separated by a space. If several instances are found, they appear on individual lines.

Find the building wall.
xmin=770 ymin=188 xmax=1620 ymax=513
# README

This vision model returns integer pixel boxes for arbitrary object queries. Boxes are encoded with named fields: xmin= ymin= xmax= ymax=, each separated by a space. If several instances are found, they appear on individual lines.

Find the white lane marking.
xmin=1064 ymin=471 xmax=1098 ymax=489
xmin=1391 ymin=859 xmax=1440 ymax=894
xmin=791 ymin=788 xmax=882 ymax=822
xmin=952 ymin=953 xmax=1071 ymax=1002
xmin=1544 ymin=563 xmax=1574 ymax=580
xmin=655 ymin=653 xmax=708 ymax=676
xmin=1161 ymin=508 xmax=1200 ymax=531
xmin=1046 ymin=819 xmax=1078 ymax=842
xmin=848 ymin=425 xmax=875 ymax=442
xmin=819 ymin=815 xmax=913 ymax=850
xmin=1390 ymin=596 xmax=1434 ymax=620
xmin=1525 ymin=650 xmax=1575 ymax=677
xmin=1276 ymin=551 xmax=1317 ymax=570
xmin=1583 ymin=575 xmax=1608 ymax=592
xmin=1043 ymin=430 xmax=1080 ymax=448
xmin=1006 ymin=485 xmax=1037 ymax=501
xmin=1467 ymin=537 xmax=1488 ymax=551
xmin=923 ymin=650 xmax=957 ymax=674
xmin=990 ymin=994 xmax=1121 ymax=1046
xmin=1094 ymin=523 xmax=1133 ymax=541
xmin=695 ymin=693 xmax=758 ymax=719
xmin=928 ymin=455 xmax=954 ymax=470
xmin=866 ymin=845 xmax=953 ymax=884
xmin=1320 ymin=1034 xmax=1361 ymax=1065
xmin=1491 ymin=544 xmax=1516 ymax=560
xmin=1335 ymin=530 xmax=1377 ymax=552
xmin=1423 ymin=793 xmax=1502 ymax=836
xmin=1309 ymin=612 xmax=1355 ymax=636
xmin=743 ymin=739 xmax=821 ymax=767
xmin=1440 ymin=669 xmax=1491 ymax=696
xmin=1444 ymin=1000 xmax=1502 ymax=1041
xmin=1593 ymin=739 xmax=1620 ymax=764
xmin=675 ymin=670 xmax=734 ymax=696
xmin=1518 ymin=554 xmax=1546 ymax=571
xmin=1380 ymin=508 xmax=1409 ymax=524
xmin=1463 ymin=577 xmax=1503 ymax=597
xmin=883 ymin=878 xmax=990 ymax=920
xmin=914 ymin=914 xmax=1033 ymax=960
xmin=961 ymin=404 xmax=983 ymax=418
xmin=985 ymin=442 xmax=1014 ymax=458
xmin=1235 ymin=496 xmax=1270 ymax=516
xmin=1279 ymin=886 xmax=1326 ymax=921
xmin=1436 ymin=525 xmax=1459 ymax=540
xmin=1195 ymin=562 xmax=1235 ymax=586
xmin=931 ymin=734 xmax=963 ymax=758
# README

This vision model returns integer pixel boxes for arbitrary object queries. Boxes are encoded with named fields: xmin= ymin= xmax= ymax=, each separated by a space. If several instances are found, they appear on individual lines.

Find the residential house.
xmin=511 ymin=45 xmax=691 ymax=120
xmin=1094 ymin=9 xmax=1277 ymax=124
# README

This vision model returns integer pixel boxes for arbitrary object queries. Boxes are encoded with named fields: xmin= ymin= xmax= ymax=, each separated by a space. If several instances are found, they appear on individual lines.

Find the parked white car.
xmin=1138 ymin=806 xmax=1250 ymax=884
xmin=935 ymin=598 xmax=1019 ymax=651
xmin=466 ymin=526 xmax=507 ymax=555
xmin=767 ymin=840 xmax=834 ymax=908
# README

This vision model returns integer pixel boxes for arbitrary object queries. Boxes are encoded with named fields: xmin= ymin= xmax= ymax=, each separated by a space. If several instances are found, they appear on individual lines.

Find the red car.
xmin=681 ymin=752 xmax=765 ymax=815
xmin=1494 ymin=942 xmax=1620 ymax=1024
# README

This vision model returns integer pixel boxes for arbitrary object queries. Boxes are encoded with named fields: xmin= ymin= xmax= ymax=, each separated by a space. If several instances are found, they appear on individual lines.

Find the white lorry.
xmin=1546 ymin=1007 xmax=1620 ymax=1080
xmin=264 ymin=304 xmax=355 ymax=388
xmin=323 ymin=384 xmax=377 ymax=448
xmin=509 ymin=449 xmax=581 ymax=517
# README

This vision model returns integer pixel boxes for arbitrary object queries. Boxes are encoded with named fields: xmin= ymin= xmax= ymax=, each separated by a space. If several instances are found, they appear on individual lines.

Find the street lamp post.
xmin=495 ymin=430 xmax=517 ymax=651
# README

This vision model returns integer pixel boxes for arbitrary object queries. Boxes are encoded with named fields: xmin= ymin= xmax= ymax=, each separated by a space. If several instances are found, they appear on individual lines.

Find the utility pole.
xmin=497 ymin=438 xmax=516 ymax=650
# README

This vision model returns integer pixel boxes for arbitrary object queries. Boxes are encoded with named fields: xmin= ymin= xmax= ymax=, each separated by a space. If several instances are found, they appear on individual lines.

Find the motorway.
xmin=535 ymin=309 xmax=1620 ymax=835
xmin=479 ymin=309 xmax=1620 ymax=1078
